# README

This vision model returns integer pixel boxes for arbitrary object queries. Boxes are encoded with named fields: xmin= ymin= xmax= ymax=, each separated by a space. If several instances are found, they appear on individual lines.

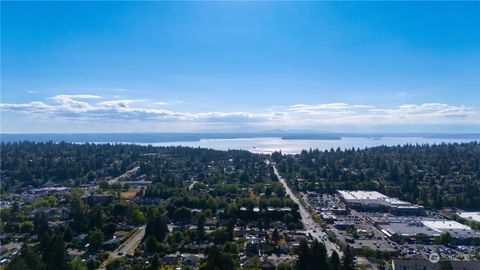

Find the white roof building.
xmin=458 ymin=212 xmax=480 ymax=223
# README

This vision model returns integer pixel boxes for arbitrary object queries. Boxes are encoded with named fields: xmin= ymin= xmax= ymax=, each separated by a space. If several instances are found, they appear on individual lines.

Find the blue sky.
xmin=1 ymin=1 xmax=479 ymax=133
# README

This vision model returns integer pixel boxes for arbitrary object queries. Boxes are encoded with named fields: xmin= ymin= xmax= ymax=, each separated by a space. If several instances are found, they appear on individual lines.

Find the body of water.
xmin=131 ymin=137 xmax=477 ymax=154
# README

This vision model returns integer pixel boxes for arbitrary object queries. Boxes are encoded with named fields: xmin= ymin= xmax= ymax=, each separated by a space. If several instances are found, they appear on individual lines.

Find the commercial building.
xmin=81 ymin=193 xmax=113 ymax=205
xmin=337 ymin=190 xmax=424 ymax=214
xmin=373 ymin=216 xmax=480 ymax=243
xmin=458 ymin=212 xmax=480 ymax=223
xmin=392 ymin=259 xmax=480 ymax=270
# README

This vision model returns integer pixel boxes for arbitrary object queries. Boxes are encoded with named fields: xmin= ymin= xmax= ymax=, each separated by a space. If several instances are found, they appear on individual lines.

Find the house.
xmin=183 ymin=254 xmax=200 ymax=268
xmin=160 ymin=254 xmax=179 ymax=265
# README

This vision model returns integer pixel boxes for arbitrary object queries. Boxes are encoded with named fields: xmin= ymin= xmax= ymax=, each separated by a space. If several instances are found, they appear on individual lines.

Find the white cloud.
xmin=1 ymin=95 xmax=479 ymax=130
xmin=51 ymin=94 xmax=102 ymax=99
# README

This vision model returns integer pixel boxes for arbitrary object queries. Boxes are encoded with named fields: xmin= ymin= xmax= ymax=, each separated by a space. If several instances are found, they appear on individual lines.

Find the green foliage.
xmin=212 ymin=227 xmax=229 ymax=245
xmin=272 ymin=228 xmax=280 ymax=244
xmin=70 ymin=195 xmax=88 ymax=232
xmin=341 ymin=246 xmax=355 ymax=270
xmin=145 ymin=212 xmax=169 ymax=242
xmin=295 ymin=240 xmax=331 ymax=270
xmin=20 ymin=221 xmax=34 ymax=233
xmin=106 ymin=258 xmax=125 ymax=270
xmin=68 ymin=258 xmax=88 ymax=270
xmin=149 ymin=254 xmax=159 ymax=270
xmin=40 ymin=234 xmax=68 ymax=270
xmin=436 ymin=232 xmax=453 ymax=245
xmin=5 ymin=246 xmax=44 ymax=270
xmin=199 ymin=245 xmax=236 ymax=270
xmin=88 ymin=228 xmax=105 ymax=251
xmin=33 ymin=211 xmax=51 ymax=237
xmin=330 ymin=251 xmax=341 ymax=270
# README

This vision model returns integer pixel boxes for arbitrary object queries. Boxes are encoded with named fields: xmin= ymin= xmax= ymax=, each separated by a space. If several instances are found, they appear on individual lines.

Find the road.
xmin=270 ymin=161 xmax=342 ymax=256
xmin=101 ymin=225 xmax=146 ymax=268
xmin=188 ymin=179 xmax=198 ymax=191
xmin=107 ymin=166 xmax=140 ymax=185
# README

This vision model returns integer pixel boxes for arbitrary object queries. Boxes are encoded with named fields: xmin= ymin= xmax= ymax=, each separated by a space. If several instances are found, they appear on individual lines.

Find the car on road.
xmin=117 ymin=252 xmax=123 ymax=256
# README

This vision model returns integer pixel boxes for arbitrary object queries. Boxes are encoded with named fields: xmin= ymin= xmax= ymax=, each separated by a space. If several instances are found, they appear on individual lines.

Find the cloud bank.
xmin=1 ymin=94 xmax=478 ymax=131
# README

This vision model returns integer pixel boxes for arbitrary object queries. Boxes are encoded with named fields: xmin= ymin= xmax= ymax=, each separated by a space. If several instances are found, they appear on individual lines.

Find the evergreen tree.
xmin=310 ymin=240 xmax=328 ymax=270
xmin=272 ymin=228 xmax=280 ymax=245
xmin=34 ymin=211 xmax=51 ymax=237
xmin=296 ymin=240 xmax=310 ymax=270
xmin=6 ymin=246 xmax=45 ymax=270
xmin=150 ymin=254 xmax=159 ymax=270
xmin=199 ymin=245 xmax=235 ymax=270
xmin=196 ymin=216 xmax=206 ymax=242
xmin=70 ymin=196 xmax=87 ymax=232
xmin=341 ymin=247 xmax=355 ymax=270
xmin=329 ymin=251 xmax=341 ymax=270
xmin=88 ymin=205 xmax=104 ymax=230
xmin=88 ymin=228 xmax=105 ymax=251
xmin=145 ymin=213 xmax=169 ymax=241
xmin=63 ymin=226 xmax=73 ymax=242
xmin=45 ymin=234 xmax=68 ymax=270
xmin=39 ymin=232 xmax=52 ymax=261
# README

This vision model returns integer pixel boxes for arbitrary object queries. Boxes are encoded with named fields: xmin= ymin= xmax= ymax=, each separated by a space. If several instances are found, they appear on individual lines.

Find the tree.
xmin=272 ymin=228 xmax=280 ymax=245
xmin=88 ymin=228 xmax=105 ymax=251
xmin=199 ymin=245 xmax=235 ymax=270
xmin=213 ymin=227 xmax=229 ymax=245
xmin=70 ymin=196 xmax=87 ymax=232
xmin=20 ymin=221 xmax=34 ymax=233
xmin=34 ymin=211 xmax=51 ymax=237
xmin=296 ymin=240 xmax=310 ymax=270
xmin=106 ymin=258 xmax=125 ymax=270
xmin=439 ymin=232 xmax=453 ymax=245
xmin=87 ymin=171 xmax=96 ymax=182
xmin=63 ymin=226 xmax=73 ymax=242
xmin=88 ymin=205 xmax=104 ymax=230
xmin=129 ymin=208 xmax=145 ymax=225
xmin=6 ymin=246 xmax=44 ymax=270
xmin=150 ymin=254 xmax=159 ymax=270
xmin=39 ymin=232 xmax=52 ymax=262
xmin=341 ymin=246 xmax=355 ymax=270
xmin=44 ymin=234 xmax=68 ymax=270
xmin=145 ymin=213 xmax=169 ymax=242
xmin=226 ymin=219 xmax=235 ymax=242
xmin=5 ymin=258 xmax=29 ymax=270
xmin=86 ymin=259 xmax=99 ymax=270
xmin=145 ymin=235 xmax=159 ymax=253
xmin=329 ymin=251 xmax=341 ymax=270
xmin=173 ymin=206 xmax=192 ymax=224
xmin=196 ymin=216 xmax=206 ymax=241
xmin=310 ymin=240 xmax=328 ymax=270
xmin=68 ymin=258 xmax=88 ymax=270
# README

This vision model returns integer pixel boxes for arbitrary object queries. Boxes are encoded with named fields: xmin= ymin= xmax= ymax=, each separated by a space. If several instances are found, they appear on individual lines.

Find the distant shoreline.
xmin=1 ymin=132 xmax=480 ymax=143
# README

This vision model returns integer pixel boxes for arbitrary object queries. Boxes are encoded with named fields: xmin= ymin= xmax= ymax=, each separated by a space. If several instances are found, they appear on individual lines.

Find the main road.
xmin=270 ymin=161 xmax=342 ymax=256
xmin=107 ymin=166 xmax=140 ymax=185
xmin=100 ymin=225 xmax=146 ymax=269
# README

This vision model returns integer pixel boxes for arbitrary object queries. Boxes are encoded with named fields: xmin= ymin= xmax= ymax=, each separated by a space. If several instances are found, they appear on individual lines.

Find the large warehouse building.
xmin=337 ymin=190 xmax=424 ymax=214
